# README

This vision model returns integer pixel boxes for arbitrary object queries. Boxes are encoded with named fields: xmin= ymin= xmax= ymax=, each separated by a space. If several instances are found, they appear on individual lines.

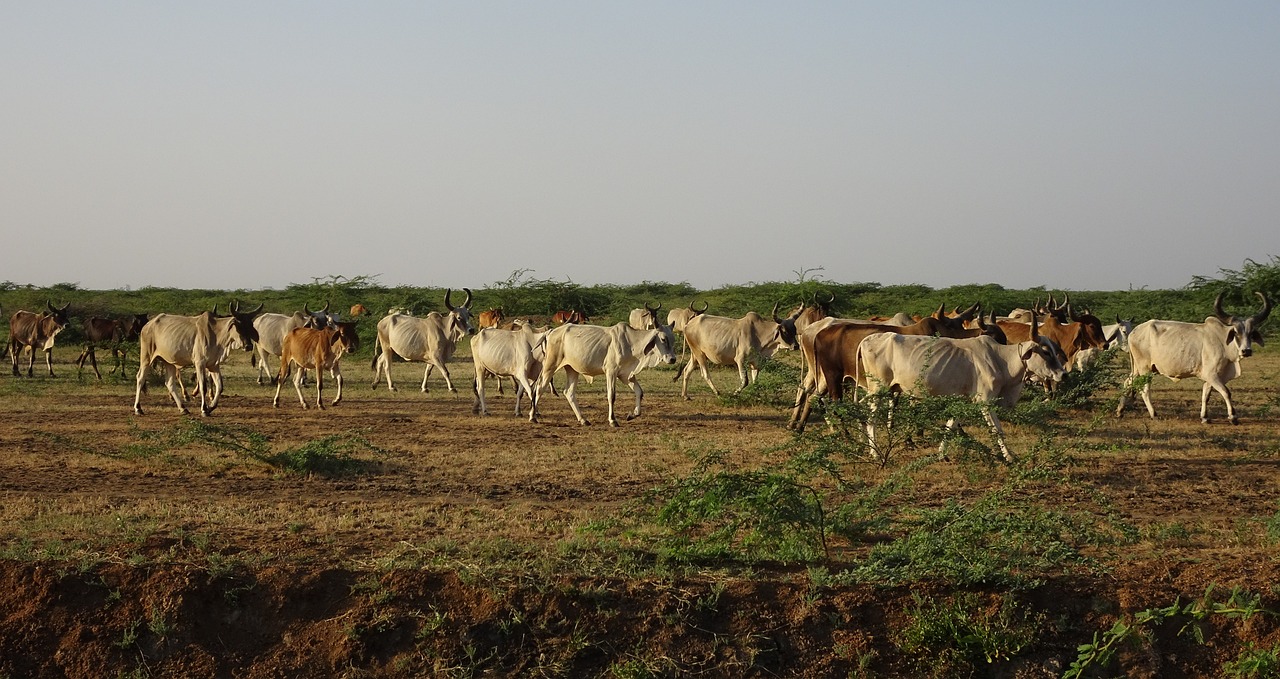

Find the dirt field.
xmin=1 ymin=349 xmax=1279 ymax=677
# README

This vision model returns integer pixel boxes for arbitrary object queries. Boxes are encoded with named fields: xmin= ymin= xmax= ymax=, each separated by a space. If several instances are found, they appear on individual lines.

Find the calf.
xmin=274 ymin=322 xmax=361 ymax=409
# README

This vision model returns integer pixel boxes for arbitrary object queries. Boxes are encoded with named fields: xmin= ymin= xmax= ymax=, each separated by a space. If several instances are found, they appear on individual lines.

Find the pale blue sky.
xmin=2 ymin=2 xmax=1277 ymax=291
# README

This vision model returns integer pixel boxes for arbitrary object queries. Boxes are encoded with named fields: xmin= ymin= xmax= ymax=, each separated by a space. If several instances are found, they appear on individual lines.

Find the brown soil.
xmin=1 ymin=354 xmax=1279 ymax=677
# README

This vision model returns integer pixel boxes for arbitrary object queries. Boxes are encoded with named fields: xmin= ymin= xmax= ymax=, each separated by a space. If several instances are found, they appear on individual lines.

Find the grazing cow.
xmin=788 ymin=310 xmax=1000 ymax=430
xmin=273 ymin=321 xmax=360 ymax=409
xmin=628 ymin=302 xmax=663 ymax=330
xmin=251 ymin=306 xmax=333 ymax=384
xmin=539 ymin=321 xmax=677 ymax=426
xmin=678 ymin=304 xmax=804 ymax=399
xmin=1117 ymin=291 xmax=1271 ymax=424
xmin=855 ymin=325 xmax=1066 ymax=462
xmin=76 ymin=313 xmax=148 ymax=380
xmin=471 ymin=324 xmax=550 ymax=421
xmin=132 ymin=303 xmax=262 ymax=416
xmin=478 ymin=307 xmax=507 ymax=329
xmin=551 ymin=309 xmax=588 ymax=325
xmin=9 ymin=301 xmax=72 ymax=377
xmin=371 ymin=288 xmax=475 ymax=392
xmin=349 ymin=304 xmax=369 ymax=317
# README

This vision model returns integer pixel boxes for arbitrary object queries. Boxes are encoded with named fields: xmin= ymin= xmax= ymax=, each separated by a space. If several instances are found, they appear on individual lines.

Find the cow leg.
xmin=255 ymin=348 xmax=271 ymax=385
xmin=86 ymin=347 xmax=103 ymax=381
xmin=313 ymin=367 xmax=325 ymax=410
xmin=1138 ymin=378 xmax=1157 ymax=419
xmin=332 ymin=367 xmax=343 ymax=406
xmin=133 ymin=359 xmax=151 ymax=415
xmin=207 ymin=371 xmax=224 ymax=414
xmin=373 ymin=352 xmax=397 ymax=391
xmin=272 ymin=365 xmax=287 ymax=408
xmin=420 ymin=364 xmax=433 ymax=392
xmin=110 ymin=345 xmax=127 ymax=376
xmin=605 ymin=372 xmax=621 ymax=427
xmin=562 ymin=369 xmax=588 ymax=425
xmin=290 ymin=364 xmax=307 ymax=409
xmin=25 ymin=345 xmax=36 ymax=377
xmin=983 ymin=407 xmax=1016 ymax=464
xmin=42 ymin=347 xmax=55 ymax=377
xmin=9 ymin=341 xmax=18 ymax=376
xmin=162 ymin=365 xmax=188 ymax=415
xmin=1203 ymin=379 xmax=1237 ymax=424
xmin=788 ymin=371 xmax=815 ymax=430
xmin=472 ymin=367 xmax=488 ymax=416
xmin=436 ymin=363 xmax=458 ymax=393
xmin=624 ymin=376 xmax=644 ymax=421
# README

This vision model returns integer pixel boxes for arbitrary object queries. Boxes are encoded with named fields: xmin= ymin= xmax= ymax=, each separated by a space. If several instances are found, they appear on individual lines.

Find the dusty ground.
xmin=1 ymin=350 xmax=1279 ymax=677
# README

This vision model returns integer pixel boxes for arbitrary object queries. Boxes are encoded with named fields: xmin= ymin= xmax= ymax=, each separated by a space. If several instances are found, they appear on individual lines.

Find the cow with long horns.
xmin=1117 ymin=291 xmax=1272 ymax=424
xmin=371 ymin=288 xmax=476 ymax=392
xmin=133 ymin=301 xmax=263 ymax=416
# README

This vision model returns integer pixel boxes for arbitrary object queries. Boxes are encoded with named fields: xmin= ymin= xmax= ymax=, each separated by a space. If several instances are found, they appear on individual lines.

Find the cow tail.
xmin=370 ymin=334 xmax=382 ymax=371
xmin=852 ymin=342 xmax=863 ymax=404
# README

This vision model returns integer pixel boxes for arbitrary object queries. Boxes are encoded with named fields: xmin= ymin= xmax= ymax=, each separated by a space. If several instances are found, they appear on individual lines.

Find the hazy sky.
xmin=3 ymin=2 xmax=1277 ymax=292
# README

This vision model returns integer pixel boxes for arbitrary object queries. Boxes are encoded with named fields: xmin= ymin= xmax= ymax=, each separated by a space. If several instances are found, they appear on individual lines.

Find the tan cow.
xmin=371 ymin=288 xmax=475 ymax=393
xmin=133 ymin=304 xmax=262 ymax=416
xmin=9 ymin=301 xmax=71 ymax=377
xmin=856 ymin=324 xmax=1065 ymax=462
xmin=678 ymin=304 xmax=804 ymax=399
xmin=471 ymin=324 xmax=549 ymax=421
xmin=273 ymin=322 xmax=360 ymax=409
xmin=539 ymin=321 xmax=677 ymax=427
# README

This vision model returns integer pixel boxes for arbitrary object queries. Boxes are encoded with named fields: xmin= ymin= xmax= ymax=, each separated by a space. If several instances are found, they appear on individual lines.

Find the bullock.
xmin=855 ymin=325 xmax=1066 ymax=462
xmin=628 ymin=302 xmax=663 ymax=330
xmin=132 ymin=303 xmax=262 ymax=416
xmin=76 ymin=313 xmax=148 ymax=380
xmin=350 ymin=304 xmax=369 ymax=317
xmin=9 ymin=301 xmax=72 ymax=377
xmin=787 ymin=310 xmax=997 ymax=430
xmin=539 ymin=321 xmax=677 ymax=426
xmin=666 ymin=301 xmax=708 ymax=361
xmin=551 ymin=309 xmax=588 ymax=325
xmin=678 ymin=304 xmax=804 ymax=399
xmin=1117 ymin=291 xmax=1271 ymax=424
xmin=371 ymin=288 xmax=475 ymax=392
xmin=478 ymin=307 xmax=507 ymax=329
xmin=250 ymin=303 xmax=336 ymax=385
xmin=273 ymin=321 xmax=360 ymax=409
xmin=471 ymin=324 xmax=549 ymax=421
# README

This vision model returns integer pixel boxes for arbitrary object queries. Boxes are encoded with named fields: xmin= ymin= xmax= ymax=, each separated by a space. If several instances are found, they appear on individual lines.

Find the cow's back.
xmin=544 ymin=324 xmax=612 ymax=376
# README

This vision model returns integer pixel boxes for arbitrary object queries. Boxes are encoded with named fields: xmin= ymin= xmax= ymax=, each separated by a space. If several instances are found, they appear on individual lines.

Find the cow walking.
xmin=540 ymin=321 xmax=676 ymax=426
xmin=1117 ymin=291 xmax=1271 ymax=424
xmin=371 ymin=288 xmax=475 ymax=392
xmin=133 ymin=304 xmax=262 ymax=416
xmin=273 ymin=322 xmax=360 ymax=409
xmin=9 ymin=301 xmax=72 ymax=377
xmin=471 ymin=324 xmax=549 ymax=421
xmin=76 ymin=314 xmax=148 ymax=380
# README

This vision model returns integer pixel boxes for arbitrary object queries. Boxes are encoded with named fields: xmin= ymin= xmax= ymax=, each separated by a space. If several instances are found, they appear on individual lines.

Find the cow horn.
xmin=211 ymin=304 xmax=220 ymax=317
xmin=46 ymin=300 xmax=55 ymax=313
xmin=322 ymin=301 xmax=330 ymax=313
xmin=1213 ymin=291 xmax=1232 ymax=322
xmin=1253 ymin=291 xmax=1272 ymax=325
xmin=933 ymin=303 xmax=945 ymax=319
xmin=957 ymin=301 xmax=980 ymax=321
xmin=444 ymin=288 xmax=455 ymax=311
xmin=240 ymin=302 xmax=264 ymax=315
xmin=1030 ymin=310 xmax=1040 ymax=340
xmin=696 ymin=301 xmax=709 ymax=313
xmin=304 ymin=302 xmax=313 ymax=315
xmin=771 ymin=302 xmax=781 ymax=323
xmin=645 ymin=301 xmax=661 ymax=315
xmin=1058 ymin=292 xmax=1070 ymax=310
xmin=463 ymin=288 xmax=473 ymax=308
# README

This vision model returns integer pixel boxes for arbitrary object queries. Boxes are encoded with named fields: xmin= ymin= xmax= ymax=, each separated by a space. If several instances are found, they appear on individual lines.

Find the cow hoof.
xmin=626 ymin=413 xmax=639 ymax=421
xmin=133 ymin=407 xmax=144 ymax=416
xmin=609 ymin=420 xmax=620 ymax=428
xmin=1230 ymin=417 xmax=1240 ymax=425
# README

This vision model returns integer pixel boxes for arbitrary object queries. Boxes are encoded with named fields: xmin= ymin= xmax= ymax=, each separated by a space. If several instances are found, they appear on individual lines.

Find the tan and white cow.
xmin=471 ymin=324 xmax=549 ymax=421
xmin=678 ymin=304 xmax=804 ymax=399
xmin=370 ymin=288 xmax=475 ymax=393
xmin=132 ymin=304 xmax=262 ymax=416
xmin=9 ymin=301 xmax=72 ymax=377
xmin=1117 ymin=291 xmax=1271 ymax=424
xmin=273 ymin=321 xmax=360 ymax=409
xmin=628 ymin=302 xmax=663 ymax=330
xmin=856 ymin=327 xmax=1066 ymax=462
xmin=539 ymin=321 xmax=676 ymax=427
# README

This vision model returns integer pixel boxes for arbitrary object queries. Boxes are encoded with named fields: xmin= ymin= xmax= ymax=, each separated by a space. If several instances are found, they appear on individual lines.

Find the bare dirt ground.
xmin=1 ymin=350 xmax=1279 ymax=677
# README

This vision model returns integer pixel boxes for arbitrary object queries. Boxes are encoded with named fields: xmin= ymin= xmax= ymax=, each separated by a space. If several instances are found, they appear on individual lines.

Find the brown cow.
xmin=349 ymin=304 xmax=369 ymax=317
xmin=9 ymin=301 xmax=72 ymax=377
xmin=995 ymin=307 xmax=1106 ymax=364
xmin=76 ymin=314 xmax=148 ymax=380
xmin=551 ymin=309 xmax=588 ymax=325
xmin=273 ymin=321 xmax=361 ymax=409
xmin=478 ymin=307 xmax=506 ymax=329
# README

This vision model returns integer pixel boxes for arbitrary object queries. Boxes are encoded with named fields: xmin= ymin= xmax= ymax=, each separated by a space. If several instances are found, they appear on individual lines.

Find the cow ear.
xmin=1251 ymin=331 xmax=1265 ymax=347
xmin=1020 ymin=346 xmax=1039 ymax=362
xmin=644 ymin=336 xmax=657 ymax=355
xmin=1226 ymin=328 xmax=1238 ymax=345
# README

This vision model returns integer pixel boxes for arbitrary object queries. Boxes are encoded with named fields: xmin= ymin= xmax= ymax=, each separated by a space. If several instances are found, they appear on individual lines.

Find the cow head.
xmin=667 ymin=301 xmax=707 ymax=333
xmin=976 ymin=312 xmax=1008 ymax=344
xmin=45 ymin=300 xmax=71 ymax=332
xmin=304 ymin=301 xmax=335 ymax=329
xmin=228 ymin=300 xmax=264 ymax=351
xmin=332 ymin=321 xmax=361 ymax=354
xmin=771 ymin=302 xmax=803 ymax=351
xmin=126 ymin=314 xmax=149 ymax=341
xmin=642 ymin=302 xmax=662 ymax=330
xmin=1021 ymin=311 xmax=1067 ymax=383
xmin=1214 ymin=291 xmax=1272 ymax=357
xmin=444 ymin=288 xmax=476 ymax=336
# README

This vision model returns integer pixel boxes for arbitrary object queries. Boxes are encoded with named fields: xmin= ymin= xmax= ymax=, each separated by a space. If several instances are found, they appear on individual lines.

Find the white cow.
xmin=371 ymin=289 xmax=475 ymax=393
xmin=665 ymin=301 xmax=708 ymax=361
xmin=133 ymin=304 xmax=262 ymax=416
xmin=678 ymin=304 xmax=803 ymax=399
xmin=628 ymin=302 xmax=662 ymax=330
xmin=539 ymin=321 xmax=677 ymax=427
xmin=252 ymin=310 xmax=323 ymax=384
xmin=1117 ymin=292 xmax=1271 ymax=424
xmin=856 ymin=332 xmax=1066 ymax=462
xmin=471 ymin=324 xmax=549 ymax=421
xmin=1100 ymin=317 xmax=1135 ymax=350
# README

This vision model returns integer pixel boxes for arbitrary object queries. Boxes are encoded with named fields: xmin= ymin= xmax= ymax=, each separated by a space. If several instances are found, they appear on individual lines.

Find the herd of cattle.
xmin=2 ymin=288 xmax=1272 ymax=459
